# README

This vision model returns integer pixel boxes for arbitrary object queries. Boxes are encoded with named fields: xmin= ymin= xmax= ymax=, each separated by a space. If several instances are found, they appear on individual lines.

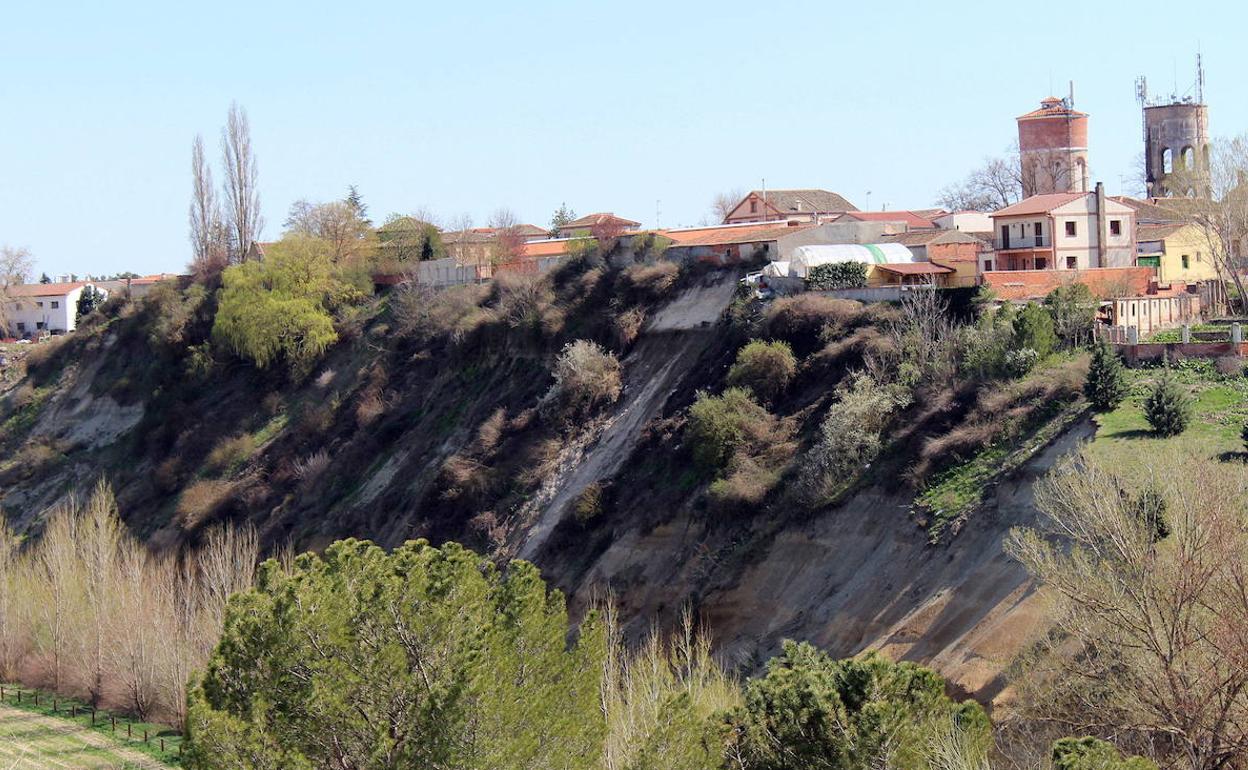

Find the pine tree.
xmin=550 ymin=202 xmax=576 ymax=236
xmin=1084 ymin=340 xmax=1129 ymax=411
xmin=1143 ymin=368 xmax=1192 ymax=437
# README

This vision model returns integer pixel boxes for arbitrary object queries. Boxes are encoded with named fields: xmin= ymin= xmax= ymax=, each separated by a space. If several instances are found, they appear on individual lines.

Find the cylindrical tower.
xmin=1016 ymin=96 xmax=1090 ymax=197
xmin=1143 ymin=102 xmax=1209 ymax=197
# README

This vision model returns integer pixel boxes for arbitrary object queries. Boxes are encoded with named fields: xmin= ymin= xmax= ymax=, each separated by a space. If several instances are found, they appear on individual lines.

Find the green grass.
xmin=917 ymin=399 xmax=1086 ymax=542
xmin=1146 ymin=323 xmax=1229 ymax=343
xmin=0 ymin=385 xmax=53 ymax=445
xmin=1087 ymin=359 xmax=1248 ymax=473
xmin=0 ymin=683 xmax=182 ymax=767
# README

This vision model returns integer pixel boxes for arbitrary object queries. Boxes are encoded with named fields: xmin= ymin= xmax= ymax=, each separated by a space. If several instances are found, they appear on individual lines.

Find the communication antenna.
xmin=655 ymin=199 xmax=662 ymax=230
xmin=1197 ymin=52 xmax=1205 ymax=103
xmin=1068 ymin=80 xmax=1075 ymax=110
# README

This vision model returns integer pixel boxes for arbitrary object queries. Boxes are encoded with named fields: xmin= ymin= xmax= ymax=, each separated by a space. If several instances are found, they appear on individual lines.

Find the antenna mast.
xmin=1197 ymin=52 xmax=1205 ymax=103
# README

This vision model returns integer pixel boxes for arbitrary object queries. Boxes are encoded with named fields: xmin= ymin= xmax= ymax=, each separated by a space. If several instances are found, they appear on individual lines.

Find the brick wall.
xmin=982 ymin=267 xmax=1154 ymax=301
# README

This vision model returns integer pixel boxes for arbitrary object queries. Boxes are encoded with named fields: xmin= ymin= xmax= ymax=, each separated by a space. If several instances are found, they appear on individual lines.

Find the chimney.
xmin=1095 ymin=182 xmax=1107 ymax=267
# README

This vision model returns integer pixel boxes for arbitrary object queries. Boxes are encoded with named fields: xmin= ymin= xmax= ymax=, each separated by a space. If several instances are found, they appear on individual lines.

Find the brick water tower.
xmin=1138 ymin=58 xmax=1210 ymax=197
xmin=1016 ymin=88 xmax=1090 ymax=197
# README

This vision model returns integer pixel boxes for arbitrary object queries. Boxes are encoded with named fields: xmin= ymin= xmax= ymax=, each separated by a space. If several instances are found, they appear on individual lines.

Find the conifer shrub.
xmin=1084 ymin=341 xmax=1128 ymax=412
xmin=1143 ymin=368 xmax=1192 ymax=436
xmin=726 ymin=340 xmax=797 ymax=403
xmin=1012 ymin=301 xmax=1057 ymax=358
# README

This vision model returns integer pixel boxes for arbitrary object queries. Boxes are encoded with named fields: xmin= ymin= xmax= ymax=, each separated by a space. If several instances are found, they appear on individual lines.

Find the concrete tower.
xmin=1139 ymin=62 xmax=1210 ymax=197
xmin=1016 ymin=93 xmax=1090 ymax=197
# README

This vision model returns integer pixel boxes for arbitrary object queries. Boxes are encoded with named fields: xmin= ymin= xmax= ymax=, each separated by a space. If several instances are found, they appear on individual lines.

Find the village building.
xmin=555 ymin=212 xmax=641 ymax=239
xmin=94 ymin=273 xmax=178 ymax=299
xmin=4 ymin=281 xmax=107 ymax=337
xmin=722 ymin=189 xmax=857 ymax=225
xmin=933 ymin=210 xmax=993 ymax=233
xmin=832 ymin=210 xmax=939 ymax=230
xmin=988 ymin=186 xmax=1135 ymax=273
xmin=1136 ymin=222 xmax=1220 ymax=285
xmin=881 ymin=230 xmax=981 ymax=288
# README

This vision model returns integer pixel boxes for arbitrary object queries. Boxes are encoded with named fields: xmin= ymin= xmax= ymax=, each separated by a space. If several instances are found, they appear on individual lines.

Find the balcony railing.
xmin=995 ymin=235 xmax=1050 ymax=250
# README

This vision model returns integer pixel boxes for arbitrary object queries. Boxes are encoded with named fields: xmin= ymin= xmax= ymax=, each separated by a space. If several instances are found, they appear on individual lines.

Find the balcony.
xmin=996 ymin=235 xmax=1050 ymax=250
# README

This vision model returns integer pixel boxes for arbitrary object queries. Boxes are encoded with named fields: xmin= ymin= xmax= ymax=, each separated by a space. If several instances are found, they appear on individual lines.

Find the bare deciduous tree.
xmin=221 ymin=103 xmax=263 ymax=263
xmin=488 ymin=207 xmax=525 ymax=265
xmin=0 ymin=244 xmax=34 ymax=333
xmin=712 ymin=189 xmax=744 ymax=222
xmin=189 ymin=135 xmax=229 ymax=280
xmin=1167 ymin=134 xmax=1248 ymax=309
xmin=283 ymin=199 xmax=374 ymax=262
xmin=1008 ymin=449 xmax=1248 ymax=770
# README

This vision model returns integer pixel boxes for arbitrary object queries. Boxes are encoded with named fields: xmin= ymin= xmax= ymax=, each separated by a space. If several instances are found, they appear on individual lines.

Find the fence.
xmin=1099 ymin=321 xmax=1248 ymax=364
xmin=0 ymin=682 xmax=184 ymax=762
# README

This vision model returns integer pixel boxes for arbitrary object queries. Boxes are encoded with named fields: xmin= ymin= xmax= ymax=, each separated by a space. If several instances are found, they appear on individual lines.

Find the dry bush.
xmin=708 ymin=454 xmax=782 ymax=514
xmin=573 ymin=482 xmax=603 ymax=524
xmin=764 ymin=295 xmax=863 ymax=352
xmin=314 ymin=368 xmax=336 ymax=389
xmin=153 ymin=457 xmax=181 ymax=494
xmin=438 ymin=454 xmax=492 ymax=503
xmin=203 ymin=434 xmax=256 ymax=477
xmin=490 ymin=272 xmax=562 ymax=337
xmin=176 ymin=479 xmax=236 ymax=529
xmin=612 ymin=306 xmax=646 ymax=349
xmin=394 ymin=282 xmax=492 ymax=344
xmin=543 ymin=340 xmax=623 ymax=421
xmin=10 ymin=382 xmax=37 ymax=410
xmin=473 ymin=408 xmax=507 ymax=455
xmin=1216 ymin=355 xmax=1245 ymax=377
xmin=468 ymin=510 xmax=507 ymax=549
xmin=292 ymin=450 xmax=330 ymax=489
xmin=355 ymin=388 xmax=388 ymax=426
xmin=619 ymin=261 xmax=679 ymax=303
xmin=517 ymin=437 xmax=563 ymax=487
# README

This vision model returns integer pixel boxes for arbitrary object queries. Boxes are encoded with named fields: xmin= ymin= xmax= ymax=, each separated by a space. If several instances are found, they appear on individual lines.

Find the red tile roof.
xmin=838 ymin=211 xmax=938 ymax=229
xmin=562 ymin=212 xmax=641 ymax=229
xmin=992 ymin=193 xmax=1086 ymax=217
xmin=982 ymin=267 xmax=1154 ymax=301
xmin=7 ymin=281 xmax=88 ymax=297
xmin=519 ymin=239 xmax=576 ymax=258
xmin=660 ymin=222 xmax=814 ymax=248
xmin=1017 ymin=96 xmax=1088 ymax=120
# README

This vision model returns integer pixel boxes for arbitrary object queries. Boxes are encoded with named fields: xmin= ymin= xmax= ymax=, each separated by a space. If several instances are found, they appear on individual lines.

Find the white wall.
xmin=5 ymin=284 xmax=101 ymax=336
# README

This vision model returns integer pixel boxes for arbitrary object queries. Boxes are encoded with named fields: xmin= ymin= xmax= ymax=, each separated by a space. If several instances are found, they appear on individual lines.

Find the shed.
xmin=785 ymin=243 xmax=915 ymax=278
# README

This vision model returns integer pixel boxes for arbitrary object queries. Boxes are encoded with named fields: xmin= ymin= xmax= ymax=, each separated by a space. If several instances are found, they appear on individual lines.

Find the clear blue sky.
xmin=1 ymin=0 xmax=1242 ymax=278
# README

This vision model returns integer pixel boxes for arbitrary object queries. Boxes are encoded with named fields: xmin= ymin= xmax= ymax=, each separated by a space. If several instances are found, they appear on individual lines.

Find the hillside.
xmin=0 ymin=255 xmax=1099 ymax=698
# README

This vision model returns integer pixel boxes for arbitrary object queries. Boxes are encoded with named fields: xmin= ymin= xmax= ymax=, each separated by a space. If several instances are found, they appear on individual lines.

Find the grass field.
xmin=1087 ymin=358 xmax=1248 ymax=476
xmin=0 ymin=703 xmax=172 ymax=770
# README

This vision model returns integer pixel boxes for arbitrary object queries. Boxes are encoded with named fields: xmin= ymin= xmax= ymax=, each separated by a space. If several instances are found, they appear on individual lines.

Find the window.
xmin=1035 ymin=221 xmax=1043 ymax=237
xmin=1035 ymin=257 xmax=1047 ymax=269
xmin=1182 ymin=255 xmax=1190 ymax=270
xmin=1162 ymin=147 xmax=1173 ymax=174
xmin=1066 ymin=256 xmax=1077 ymax=269
xmin=16 ymin=323 xmax=25 ymax=332
xmin=1110 ymin=220 xmax=1121 ymax=236
xmin=749 ymin=200 xmax=758 ymax=214
xmin=1065 ymin=221 xmax=1077 ymax=237
xmin=50 ymin=301 xmax=59 ymax=309
xmin=984 ymin=260 xmax=993 ymax=272
xmin=36 ymin=301 xmax=43 ymax=308
xmin=36 ymin=322 xmax=45 ymax=330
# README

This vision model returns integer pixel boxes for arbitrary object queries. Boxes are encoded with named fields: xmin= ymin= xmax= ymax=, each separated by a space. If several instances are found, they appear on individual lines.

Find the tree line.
xmin=0 ymin=481 xmax=257 ymax=727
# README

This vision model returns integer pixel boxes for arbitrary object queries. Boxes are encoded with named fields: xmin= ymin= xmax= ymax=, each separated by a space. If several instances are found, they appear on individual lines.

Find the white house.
xmin=988 ymin=184 xmax=1135 ymax=273
xmin=4 ymin=281 xmax=106 ymax=337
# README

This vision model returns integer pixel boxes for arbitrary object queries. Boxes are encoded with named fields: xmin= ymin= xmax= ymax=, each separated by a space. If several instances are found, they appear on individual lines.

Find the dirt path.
xmin=515 ymin=272 xmax=739 ymax=560
xmin=0 ymin=703 xmax=172 ymax=770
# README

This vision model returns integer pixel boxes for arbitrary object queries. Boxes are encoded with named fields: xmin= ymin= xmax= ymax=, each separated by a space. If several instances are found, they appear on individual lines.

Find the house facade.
xmin=4 ymin=282 xmax=106 ymax=337
xmin=723 ymin=189 xmax=857 ymax=224
xmin=1136 ymin=222 xmax=1220 ymax=285
xmin=988 ymin=186 xmax=1135 ymax=273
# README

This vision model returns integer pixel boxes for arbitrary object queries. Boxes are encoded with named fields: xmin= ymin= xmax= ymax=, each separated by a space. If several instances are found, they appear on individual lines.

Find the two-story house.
xmin=987 ymin=185 xmax=1135 ymax=273
xmin=4 ymin=281 xmax=106 ymax=337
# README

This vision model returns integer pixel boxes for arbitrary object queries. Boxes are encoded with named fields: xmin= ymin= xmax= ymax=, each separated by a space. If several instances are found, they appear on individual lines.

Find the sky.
xmin=1 ymin=0 xmax=1244 ymax=279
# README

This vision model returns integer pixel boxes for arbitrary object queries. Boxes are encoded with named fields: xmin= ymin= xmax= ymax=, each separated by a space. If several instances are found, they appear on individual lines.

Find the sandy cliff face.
xmin=0 ymin=270 xmax=1073 ymax=701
